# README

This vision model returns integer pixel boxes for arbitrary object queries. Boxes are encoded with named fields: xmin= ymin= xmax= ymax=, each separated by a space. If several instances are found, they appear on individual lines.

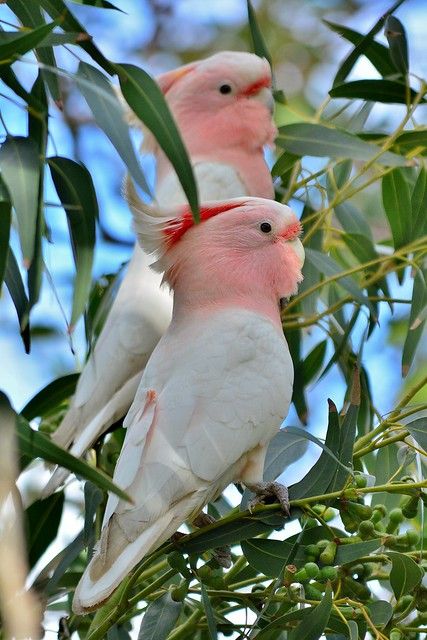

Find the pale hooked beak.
xmin=253 ymin=86 xmax=275 ymax=114
xmin=289 ymin=238 xmax=305 ymax=267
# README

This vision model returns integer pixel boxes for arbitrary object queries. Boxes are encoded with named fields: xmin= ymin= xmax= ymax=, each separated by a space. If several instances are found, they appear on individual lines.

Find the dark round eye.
xmin=219 ymin=84 xmax=232 ymax=94
xmin=260 ymin=222 xmax=272 ymax=233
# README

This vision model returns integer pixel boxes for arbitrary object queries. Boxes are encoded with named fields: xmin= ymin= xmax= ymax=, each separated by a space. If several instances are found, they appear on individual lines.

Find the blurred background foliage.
xmin=1 ymin=0 xmax=427 ymax=639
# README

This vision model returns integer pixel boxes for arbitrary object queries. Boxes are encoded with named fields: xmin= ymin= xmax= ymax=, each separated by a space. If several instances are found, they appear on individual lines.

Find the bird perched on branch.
xmin=72 ymin=196 xmax=304 ymax=613
xmin=44 ymin=51 xmax=277 ymax=496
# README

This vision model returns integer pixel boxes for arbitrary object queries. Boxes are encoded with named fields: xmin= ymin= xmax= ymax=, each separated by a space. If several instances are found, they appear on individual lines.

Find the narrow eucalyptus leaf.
xmin=76 ymin=62 xmax=151 ymax=195
xmin=116 ymin=63 xmax=199 ymax=220
xmin=288 ymin=584 xmax=332 ymax=640
xmin=49 ymin=157 xmax=97 ymax=327
xmin=385 ymin=15 xmax=408 ymax=74
xmin=0 ymin=137 xmax=40 ymax=266
xmin=246 ymin=0 xmax=272 ymax=66
xmin=330 ymin=79 xmax=423 ymax=105
xmin=4 ymin=248 xmax=30 ymax=352
xmin=16 ymin=414 xmax=131 ymax=501
xmin=25 ymin=493 xmax=64 ymax=568
xmin=382 ymin=168 xmax=412 ymax=248
xmin=277 ymin=123 xmax=405 ymax=166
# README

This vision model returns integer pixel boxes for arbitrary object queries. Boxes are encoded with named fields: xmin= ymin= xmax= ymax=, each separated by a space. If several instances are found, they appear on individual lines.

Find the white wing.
xmin=46 ymin=162 xmax=249 ymax=494
xmin=73 ymin=309 xmax=293 ymax=612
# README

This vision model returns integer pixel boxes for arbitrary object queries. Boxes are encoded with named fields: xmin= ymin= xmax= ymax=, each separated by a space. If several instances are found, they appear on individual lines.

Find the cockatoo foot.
xmin=247 ymin=481 xmax=290 ymax=516
xmin=193 ymin=512 xmax=232 ymax=569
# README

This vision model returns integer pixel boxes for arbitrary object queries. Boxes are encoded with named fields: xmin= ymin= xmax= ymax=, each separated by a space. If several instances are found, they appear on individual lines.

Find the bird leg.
xmin=193 ymin=512 xmax=232 ymax=568
xmin=246 ymin=481 xmax=290 ymax=516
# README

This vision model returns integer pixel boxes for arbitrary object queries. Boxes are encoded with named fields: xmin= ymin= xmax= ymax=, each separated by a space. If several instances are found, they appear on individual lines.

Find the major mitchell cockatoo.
xmin=44 ymin=51 xmax=277 ymax=495
xmin=72 ymin=196 xmax=304 ymax=613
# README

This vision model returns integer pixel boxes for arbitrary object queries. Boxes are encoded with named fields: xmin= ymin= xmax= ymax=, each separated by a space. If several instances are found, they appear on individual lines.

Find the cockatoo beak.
xmin=253 ymin=86 xmax=275 ymax=114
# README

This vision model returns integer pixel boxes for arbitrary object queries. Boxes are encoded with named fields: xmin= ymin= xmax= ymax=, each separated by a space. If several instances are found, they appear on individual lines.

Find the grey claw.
xmin=247 ymin=481 xmax=290 ymax=516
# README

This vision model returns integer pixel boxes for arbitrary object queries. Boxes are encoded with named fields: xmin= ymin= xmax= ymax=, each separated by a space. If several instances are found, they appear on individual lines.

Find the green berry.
xmin=304 ymin=584 xmax=323 ymax=600
xmin=318 ymin=566 xmax=338 ymax=581
xmin=389 ymin=508 xmax=404 ymax=523
xmin=406 ymin=529 xmax=420 ymax=547
xmin=340 ymin=509 xmax=359 ymax=533
xmin=358 ymin=520 xmax=375 ymax=539
xmin=347 ymin=502 xmax=373 ymax=521
xmin=401 ymin=495 xmax=420 ymax=519
xmin=304 ymin=562 xmax=320 ymax=579
xmin=305 ymin=544 xmax=320 ymax=559
xmin=170 ymin=579 xmax=189 ymax=602
xmin=394 ymin=594 xmax=413 ymax=613
xmin=354 ymin=474 xmax=367 ymax=488
xmin=197 ymin=565 xmax=212 ymax=580
xmin=293 ymin=568 xmax=308 ymax=582
xmin=390 ymin=629 xmax=403 ymax=640
xmin=319 ymin=541 xmax=337 ymax=566
xmin=316 ymin=539 xmax=330 ymax=551
xmin=415 ymin=586 xmax=427 ymax=612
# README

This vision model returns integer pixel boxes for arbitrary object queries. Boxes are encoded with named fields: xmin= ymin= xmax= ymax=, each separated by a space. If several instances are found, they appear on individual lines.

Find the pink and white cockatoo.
xmin=72 ymin=196 xmax=304 ymax=613
xmin=44 ymin=51 xmax=277 ymax=496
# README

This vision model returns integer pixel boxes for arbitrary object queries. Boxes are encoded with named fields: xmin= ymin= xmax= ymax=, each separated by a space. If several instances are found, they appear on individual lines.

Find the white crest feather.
xmin=123 ymin=175 xmax=180 ymax=272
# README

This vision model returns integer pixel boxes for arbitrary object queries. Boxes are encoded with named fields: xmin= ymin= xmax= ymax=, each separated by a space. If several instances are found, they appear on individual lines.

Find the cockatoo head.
xmin=131 ymin=195 xmax=304 ymax=303
xmin=123 ymin=51 xmax=277 ymax=154
xmin=159 ymin=51 xmax=276 ymax=150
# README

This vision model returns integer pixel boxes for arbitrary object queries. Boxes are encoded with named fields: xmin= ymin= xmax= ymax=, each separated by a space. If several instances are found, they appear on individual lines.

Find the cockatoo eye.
xmin=260 ymin=222 xmax=272 ymax=233
xmin=219 ymin=84 xmax=232 ymax=94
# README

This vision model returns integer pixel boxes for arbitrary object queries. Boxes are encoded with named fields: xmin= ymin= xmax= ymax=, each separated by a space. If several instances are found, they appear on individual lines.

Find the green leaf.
xmin=334 ymin=202 xmax=373 ymax=239
xmin=178 ymin=512 xmax=285 ymax=556
xmin=25 ymin=493 xmax=64 ymax=568
xmin=402 ymin=269 xmax=427 ymax=376
xmin=371 ymin=444 xmax=400 ymax=509
xmin=284 ymin=426 xmax=352 ymax=475
xmin=295 ymin=341 xmax=327 ymax=386
xmin=323 ymin=20 xmax=395 ymax=77
xmin=115 ymin=63 xmax=199 ymax=220
xmin=330 ymin=79 xmax=423 ymax=105
xmin=5 ymin=0 xmax=61 ymax=101
xmin=405 ymin=417 xmax=427 ymax=453
xmin=4 ymin=248 xmax=30 ymax=352
xmin=393 ymin=129 xmax=427 ymax=157
xmin=326 ymin=375 xmax=359 ymax=493
xmin=289 ymin=400 xmax=340 ymax=500
xmin=388 ymin=551 xmax=423 ymax=599
xmin=246 ymin=0 xmax=272 ymax=67
xmin=0 ymin=19 xmax=56 ymax=63
xmin=332 ymin=0 xmax=406 ymax=86
xmin=0 ymin=197 xmax=11 ymax=294
xmin=38 ymin=0 xmax=114 ymax=74
xmin=27 ymin=74 xmax=48 ymax=312
xmin=411 ymin=167 xmax=427 ymax=235
xmin=0 ymin=136 xmax=40 ymax=266
xmin=366 ymin=601 xmax=393 ymax=628
xmin=263 ymin=428 xmax=308 ymax=482
xmin=76 ymin=62 xmax=151 ymax=195
xmin=277 ymin=123 xmax=405 ymax=167
xmin=84 ymin=482 xmax=103 ymax=556
xmin=335 ymin=538 xmax=381 ymax=565
xmin=241 ymin=537 xmax=296 ymax=577
xmin=16 ymin=414 xmax=131 ymax=502
xmin=0 ymin=30 xmax=85 ymax=47
xmin=288 ymin=584 xmax=332 ymax=640
xmin=304 ymin=248 xmax=375 ymax=316
xmin=70 ymin=0 xmax=123 ymax=9
xmin=137 ymin=592 xmax=182 ymax=640
xmin=21 ymin=373 xmax=79 ymax=421
xmin=385 ymin=15 xmax=409 ymax=75
xmin=201 ymin=584 xmax=218 ymax=640
xmin=46 ymin=531 xmax=85 ymax=593
xmin=49 ymin=156 xmax=97 ymax=328
xmin=382 ymin=168 xmax=412 ymax=249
